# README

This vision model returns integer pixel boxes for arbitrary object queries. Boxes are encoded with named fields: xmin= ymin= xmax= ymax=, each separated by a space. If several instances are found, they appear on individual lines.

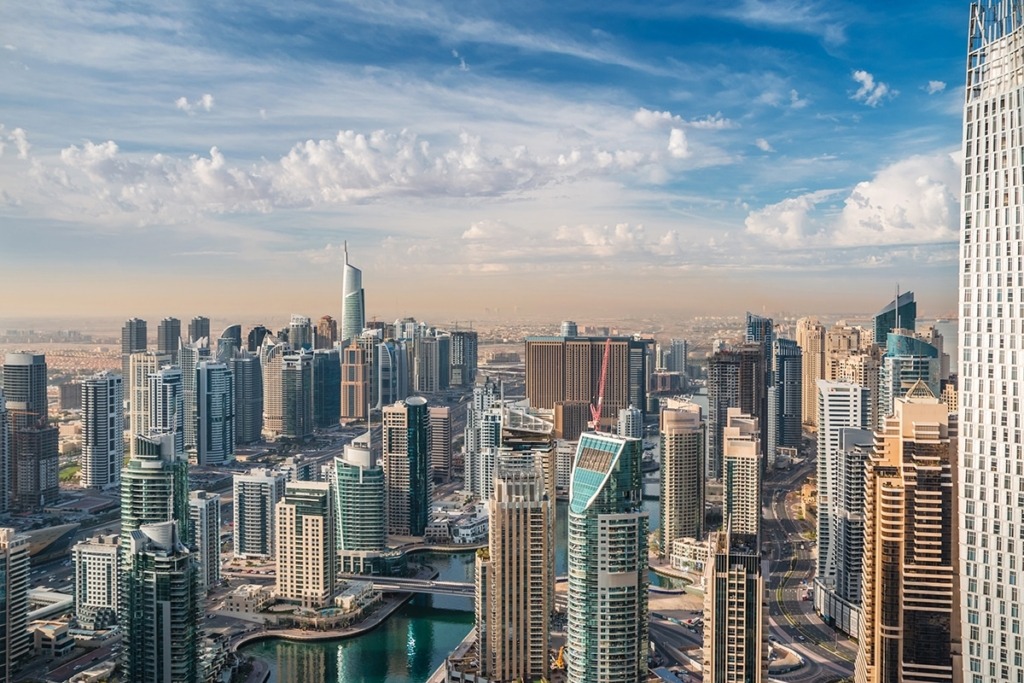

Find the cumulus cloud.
xmin=755 ymin=138 xmax=774 ymax=152
xmin=851 ymin=70 xmax=895 ymax=107
xmin=926 ymin=80 xmax=946 ymax=95
xmin=0 ymin=125 xmax=30 ymax=159
xmin=744 ymin=151 xmax=959 ymax=248
xmin=175 ymin=93 xmax=215 ymax=114
xmin=667 ymin=128 xmax=689 ymax=158
xmin=634 ymin=108 xmax=682 ymax=128
xmin=789 ymin=89 xmax=809 ymax=109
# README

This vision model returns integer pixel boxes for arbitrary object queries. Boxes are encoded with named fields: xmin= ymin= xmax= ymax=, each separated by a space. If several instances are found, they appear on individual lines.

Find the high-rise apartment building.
xmin=315 ymin=315 xmax=337 ymax=349
xmin=289 ymin=314 xmax=313 ymax=351
xmin=768 ymin=338 xmax=802 ymax=462
xmin=722 ymin=409 xmax=761 ymax=540
xmin=276 ymin=481 xmax=335 ymax=609
xmin=414 ymin=334 xmax=450 ymax=393
xmin=0 ymin=396 xmax=7 ymax=515
xmin=246 ymin=325 xmax=269 ymax=353
xmin=157 ymin=317 xmax=181 ymax=364
xmin=121 ymin=318 xmax=147 ymax=383
xmin=382 ymin=397 xmax=430 ymax=536
xmin=616 ymin=404 xmax=643 ymax=439
xmin=814 ymin=380 xmax=869 ymax=626
xmin=281 ymin=351 xmax=313 ymax=439
xmin=122 ymin=521 xmax=200 ymax=683
xmin=0 ymin=529 xmax=28 ymax=682
xmin=340 ymin=343 xmax=369 ymax=421
xmin=187 ymin=316 xmax=210 ymax=344
xmin=474 ymin=455 xmax=552 ymax=681
xmin=669 ymin=338 xmax=689 ymax=376
xmin=857 ymin=385 xmax=958 ymax=683
xmin=188 ymin=490 xmax=221 ymax=592
xmin=873 ymin=290 xmax=916 ymax=345
xmin=659 ymin=401 xmax=704 ymax=556
xmin=149 ymin=365 xmax=184 ymax=456
xmin=179 ymin=337 xmax=211 ymax=451
xmin=4 ymin=354 xmax=57 ymax=511
xmin=216 ymin=324 xmax=242 ymax=362
xmin=312 ymin=349 xmax=340 ymax=430
xmin=376 ymin=339 xmax=410 ymax=408
xmin=707 ymin=350 xmax=741 ymax=480
xmin=333 ymin=432 xmax=387 ymax=574
xmin=233 ymin=468 xmax=286 ymax=559
xmin=834 ymin=350 xmax=882 ymax=432
xmin=341 ymin=242 xmax=366 ymax=344
xmin=877 ymin=330 xmax=940 ymax=430
xmin=72 ymin=533 xmax=119 ymax=630
xmin=465 ymin=379 xmax=502 ymax=499
xmin=958 ymin=7 xmax=1023 ymax=680
xmin=195 ymin=361 xmax=234 ymax=465
xmin=121 ymin=433 xmax=190 ymax=547
xmin=230 ymin=351 xmax=263 ymax=445
xmin=428 ymin=405 xmax=452 ymax=481
xmin=560 ymin=320 xmax=578 ymax=337
xmin=80 ymin=371 xmax=124 ymax=489
xmin=128 ymin=351 xmax=171 ymax=457
xmin=565 ymin=432 xmax=647 ymax=683
xmin=449 ymin=330 xmax=478 ymax=388
xmin=825 ymin=323 xmax=864 ymax=380
xmin=703 ymin=530 xmax=766 ymax=683
xmin=553 ymin=400 xmax=589 ymax=441
xmin=524 ymin=336 xmax=651 ymax=427
xmin=796 ymin=317 xmax=826 ymax=428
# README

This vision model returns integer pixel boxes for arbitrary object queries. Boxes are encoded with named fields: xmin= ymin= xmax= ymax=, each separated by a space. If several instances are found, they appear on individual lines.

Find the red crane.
xmin=589 ymin=337 xmax=612 ymax=432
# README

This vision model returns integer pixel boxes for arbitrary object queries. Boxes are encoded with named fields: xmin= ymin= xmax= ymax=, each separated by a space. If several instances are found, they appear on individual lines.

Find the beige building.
xmin=428 ymin=405 xmax=452 ymax=481
xmin=275 ymin=481 xmax=335 ymax=609
xmin=856 ymin=383 xmax=960 ymax=683
xmin=340 ymin=343 xmax=369 ymax=420
xmin=722 ymin=409 xmax=761 ymax=540
xmin=382 ymin=397 xmax=430 ymax=536
xmin=474 ymin=455 xmax=553 ymax=682
xmin=703 ymin=530 xmax=766 ymax=683
xmin=796 ymin=317 xmax=825 ymax=428
xmin=128 ymin=351 xmax=171 ymax=457
xmin=834 ymin=349 xmax=882 ymax=430
xmin=659 ymin=401 xmax=704 ymax=556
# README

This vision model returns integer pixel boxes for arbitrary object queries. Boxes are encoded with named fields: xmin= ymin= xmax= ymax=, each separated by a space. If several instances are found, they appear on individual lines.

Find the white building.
xmin=72 ymin=533 xmax=119 ymax=629
xmin=616 ymin=405 xmax=643 ymax=439
xmin=195 ymin=361 xmax=234 ymax=465
xmin=233 ymin=468 xmax=286 ymax=559
xmin=0 ymin=528 xmax=29 ymax=679
xmin=722 ymin=408 xmax=761 ymax=539
xmin=189 ymin=491 xmax=221 ymax=591
xmin=80 ymin=371 xmax=124 ymax=489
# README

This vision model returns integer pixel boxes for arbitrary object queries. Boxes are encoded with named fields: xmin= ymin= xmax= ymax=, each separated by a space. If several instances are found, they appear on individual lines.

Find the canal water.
xmin=243 ymin=498 xmax=684 ymax=680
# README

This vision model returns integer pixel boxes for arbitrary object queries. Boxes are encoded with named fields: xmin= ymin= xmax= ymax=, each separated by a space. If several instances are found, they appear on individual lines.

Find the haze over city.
xmin=0 ymin=1 xmax=965 ymax=318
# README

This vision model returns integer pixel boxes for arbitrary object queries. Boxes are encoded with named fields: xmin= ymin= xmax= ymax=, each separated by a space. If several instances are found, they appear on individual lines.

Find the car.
xmin=797 ymin=635 xmax=806 ymax=642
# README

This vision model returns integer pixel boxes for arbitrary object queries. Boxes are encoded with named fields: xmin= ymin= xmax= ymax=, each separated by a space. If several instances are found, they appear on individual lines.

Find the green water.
xmin=243 ymin=500 xmax=669 ymax=681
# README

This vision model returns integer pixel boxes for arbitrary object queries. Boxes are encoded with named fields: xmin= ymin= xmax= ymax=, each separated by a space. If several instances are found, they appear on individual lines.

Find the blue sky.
xmin=0 ymin=1 xmax=967 ymax=320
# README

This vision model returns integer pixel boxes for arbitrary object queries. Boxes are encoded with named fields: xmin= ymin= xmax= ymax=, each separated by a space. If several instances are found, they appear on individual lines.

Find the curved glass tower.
xmin=341 ymin=242 xmax=366 ymax=344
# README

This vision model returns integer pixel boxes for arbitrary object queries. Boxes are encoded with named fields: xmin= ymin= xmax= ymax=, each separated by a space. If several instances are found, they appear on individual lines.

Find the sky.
xmin=0 ymin=1 xmax=968 ymax=321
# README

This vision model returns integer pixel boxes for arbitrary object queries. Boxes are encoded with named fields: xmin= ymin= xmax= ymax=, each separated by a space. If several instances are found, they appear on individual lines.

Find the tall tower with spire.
xmin=341 ymin=242 xmax=366 ymax=345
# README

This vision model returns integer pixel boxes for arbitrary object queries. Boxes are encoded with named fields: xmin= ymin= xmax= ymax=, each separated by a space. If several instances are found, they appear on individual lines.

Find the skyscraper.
xmin=187 ymin=316 xmax=210 ymax=344
xmin=703 ymin=530 xmax=766 ymax=683
xmin=121 ymin=433 xmax=190 ymax=547
xmin=414 ymin=334 xmax=450 ymax=393
xmin=312 ymin=349 xmax=341 ymax=430
xmin=616 ymin=404 xmax=643 ymax=439
xmin=0 ymin=394 xmax=7 ymax=515
xmin=72 ymin=533 xmax=119 ymax=630
xmin=230 ymin=350 xmax=263 ymax=445
xmin=80 ymin=371 xmax=124 ymax=489
xmin=376 ymin=339 xmax=410 ymax=408
xmin=341 ymin=242 xmax=366 ymax=345
xmin=428 ymin=405 xmax=452 ymax=482
xmin=276 ymin=481 xmax=335 ymax=609
xmin=796 ymin=317 xmax=826 ymax=428
xmin=707 ymin=350 xmax=741 ymax=480
xmin=121 ymin=318 xmax=147 ymax=383
xmin=281 ymin=350 xmax=313 ymax=439
xmin=474 ymin=455 xmax=552 ymax=681
xmin=233 ymin=468 xmax=286 ymax=559
xmin=814 ymin=379 xmax=868 ymax=626
xmin=857 ymin=384 xmax=957 ymax=683
xmin=157 ymin=317 xmax=181 ymax=364
xmin=216 ymin=324 xmax=242 ymax=362
xmin=767 ymin=338 xmax=802 ymax=462
xmin=872 ymin=290 xmax=916 ymax=345
xmin=333 ymin=432 xmax=387 ymax=574
xmin=565 ymin=432 xmax=647 ymax=683
xmin=449 ymin=330 xmax=478 ymax=387
xmin=659 ymin=401 xmax=704 ymax=557
xmin=121 ymin=521 xmax=200 ymax=683
xmin=179 ymin=337 xmax=211 ymax=451
xmin=340 ymin=343 xmax=369 ymax=421
xmin=4 ymin=352 xmax=57 ymax=511
xmin=668 ymin=338 xmax=689 ymax=376
xmin=288 ymin=314 xmax=313 ymax=351
xmin=0 ymin=528 xmax=29 ymax=681
xmin=315 ymin=315 xmax=337 ymax=349
xmin=722 ymin=409 xmax=761 ymax=540
xmin=189 ymin=490 xmax=221 ymax=591
xmin=149 ymin=365 xmax=185 ymax=457
xmin=128 ymin=351 xmax=171 ymax=457
xmin=382 ymin=397 xmax=430 ymax=536
xmin=195 ymin=361 xmax=234 ymax=465
xmin=877 ymin=330 xmax=940 ymax=430
xmin=246 ymin=324 xmax=269 ymax=353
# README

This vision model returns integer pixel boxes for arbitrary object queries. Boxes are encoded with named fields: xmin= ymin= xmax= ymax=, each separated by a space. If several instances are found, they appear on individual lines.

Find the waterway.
xmin=242 ymin=499 xmax=682 ymax=681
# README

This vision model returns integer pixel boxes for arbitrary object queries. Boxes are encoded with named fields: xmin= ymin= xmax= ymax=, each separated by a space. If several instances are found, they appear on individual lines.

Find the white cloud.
xmin=451 ymin=49 xmax=468 ymax=71
xmin=926 ymin=80 xmax=946 ymax=95
xmin=851 ymin=70 xmax=895 ymax=107
xmin=687 ymin=113 xmax=737 ymax=130
xmin=0 ymin=125 xmax=30 ymax=159
xmin=634 ymin=108 xmax=682 ymax=128
xmin=744 ymin=150 xmax=960 ymax=248
xmin=755 ymin=138 xmax=774 ymax=152
xmin=175 ymin=93 xmax=215 ymax=114
xmin=667 ymin=128 xmax=689 ymax=158
xmin=789 ymin=89 xmax=809 ymax=109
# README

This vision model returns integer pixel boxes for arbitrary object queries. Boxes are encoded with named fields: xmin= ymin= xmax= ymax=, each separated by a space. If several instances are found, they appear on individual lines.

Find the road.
xmin=764 ymin=449 xmax=855 ymax=683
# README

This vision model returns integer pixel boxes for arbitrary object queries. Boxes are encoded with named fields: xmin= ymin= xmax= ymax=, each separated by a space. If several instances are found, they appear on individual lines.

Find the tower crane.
xmin=589 ymin=337 xmax=612 ymax=432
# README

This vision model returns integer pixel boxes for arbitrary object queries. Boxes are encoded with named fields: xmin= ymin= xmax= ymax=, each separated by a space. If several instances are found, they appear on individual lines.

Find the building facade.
xmin=233 ymin=468 xmax=287 ymax=559
xmin=659 ymin=401 xmax=704 ymax=556
xmin=188 ymin=490 xmax=221 ymax=592
xmin=72 ymin=533 xmax=119 ymax=629
xmin=341 ymin=242 xmax=365 ymax=344
xmin=333 ymin=432 xmax=387 ymax=574
xmin=796 ymin=317 xmax=826 ymax=428
xmin=0 ymin=528 xmax=29 ymax=682
xmin=195 ymin=361 xmax=234 ymax=465
xmin=703 ymin=531 xmax=766 ymax=683
xmin=382 ymin=397 xmax=430 ymax=536
xmin=80 ymin=371 xmax=124 ymax=489
xmin=276 ymin=481 xmax=335 ymax=609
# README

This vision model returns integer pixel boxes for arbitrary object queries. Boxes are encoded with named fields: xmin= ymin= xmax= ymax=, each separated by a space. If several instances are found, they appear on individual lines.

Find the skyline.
xmin=1 ymin=1 xmax=967 ymax=317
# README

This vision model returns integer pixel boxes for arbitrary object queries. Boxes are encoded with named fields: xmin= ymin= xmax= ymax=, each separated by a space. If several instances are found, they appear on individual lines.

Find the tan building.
xmin=553 ymin=400 xmax=589 ymax=441
xmin=796 ymin=317 xmax=826 ymax=428
xmin=474 ymin=455 xmax=553 ymax=682
xmin=428 ymin=406 xmax=452 ymax=481
xmin=382 ymin=397 xmax=430 ymax=536
xmin=659 ymin=401 xmax=704 ymax=556
xmin=703 ymin=531 xmax=766 ymax=683
xmin=856 ymin=383 xmax=959 ymax=683
xmin=340 ymin=343 xmax=369 ymax=420
xmin=275 ymin=481 xmax=335 ymax=609
xmin=128 ymin=351 xmax=171 ymax=457
xmin=825 ymin=322 xmax=866 ymax=381
xmin=834 ymin=348 xmax=882 ymax=430
xmin=315 ymin=315 xmax=337 ymax=349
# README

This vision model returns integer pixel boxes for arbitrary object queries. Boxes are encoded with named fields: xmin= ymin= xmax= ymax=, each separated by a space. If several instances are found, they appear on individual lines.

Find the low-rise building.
xmin=222 ymin=584 xmax=274 ymax=614
xmin=29 ymin=620 xmax=75 ymax=660
xmin=670 ymin=537 xmax=709 ymax=576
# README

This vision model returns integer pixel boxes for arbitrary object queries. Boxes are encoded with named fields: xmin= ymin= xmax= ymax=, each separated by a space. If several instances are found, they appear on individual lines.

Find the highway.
xmin=764 ymin=446 xmax=856 ymax=683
